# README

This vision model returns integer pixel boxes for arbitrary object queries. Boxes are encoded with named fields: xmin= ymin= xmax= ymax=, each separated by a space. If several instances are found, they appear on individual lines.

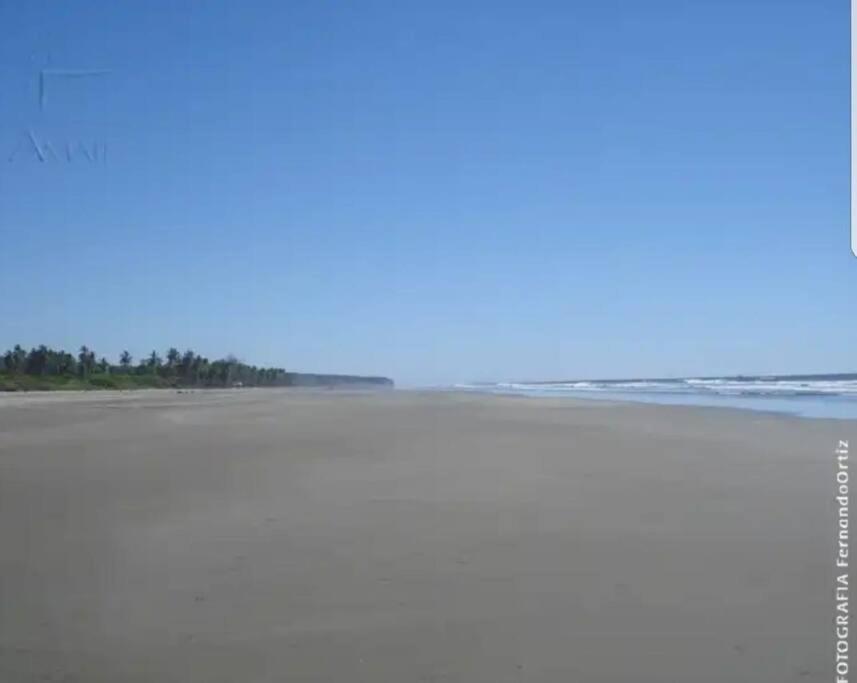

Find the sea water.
xmin=453 ymin=374 xmax=857 ymax=420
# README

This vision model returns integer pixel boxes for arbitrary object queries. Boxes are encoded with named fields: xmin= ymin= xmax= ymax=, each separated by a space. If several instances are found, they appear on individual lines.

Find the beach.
xmin=0 ymin=388 xmax=849 ymax=682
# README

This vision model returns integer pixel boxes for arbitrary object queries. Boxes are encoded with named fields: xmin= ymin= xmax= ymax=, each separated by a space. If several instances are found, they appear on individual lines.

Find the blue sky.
xmin=0 ymin=0 xmax=851 ymax=385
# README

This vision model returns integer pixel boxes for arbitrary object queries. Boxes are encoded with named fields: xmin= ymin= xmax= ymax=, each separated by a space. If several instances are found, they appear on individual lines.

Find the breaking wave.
xmin=452 ymin=374 xmax=857 ymax=419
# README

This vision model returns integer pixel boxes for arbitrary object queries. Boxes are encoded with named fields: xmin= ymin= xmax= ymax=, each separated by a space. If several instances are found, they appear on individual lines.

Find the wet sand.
xmin=0 ymin=389 xmax=850 ymax=682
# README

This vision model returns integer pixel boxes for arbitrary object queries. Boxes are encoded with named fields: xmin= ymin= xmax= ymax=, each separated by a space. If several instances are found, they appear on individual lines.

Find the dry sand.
xmin=0 ymin=389 xmax=851 ymax=682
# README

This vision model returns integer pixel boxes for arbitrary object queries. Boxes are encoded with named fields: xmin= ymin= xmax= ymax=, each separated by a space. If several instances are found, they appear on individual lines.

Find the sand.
xmin=0 ymin=388 xmax=851 ymax=682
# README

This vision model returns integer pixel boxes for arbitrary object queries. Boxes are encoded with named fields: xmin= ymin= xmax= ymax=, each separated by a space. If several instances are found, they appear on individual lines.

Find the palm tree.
xmin=78 ymin=346 xmax=95 ymax=378
xmin=165 ymin=347 xmax=180 ymax=377
xmin=147 ymin=351 xmax=162 ymax=374
xmin=58 ymin=352 xmax=76 ymax=376
xmin=11 ymin=345 xmax=27 ymax=373
xmin=26 ymin=345 xmax=49 ymax=375
xmin=180 ymin=349 xmax=195 ymax=380
xmin=195 ymin=357 xmax=210 ymax=386
xmin=119 ymin=350 xmax=132 ymax=371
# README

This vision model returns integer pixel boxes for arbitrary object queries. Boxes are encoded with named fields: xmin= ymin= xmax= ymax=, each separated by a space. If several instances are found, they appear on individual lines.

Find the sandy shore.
xmin=0 ymin=389 xmax=851 ymax=682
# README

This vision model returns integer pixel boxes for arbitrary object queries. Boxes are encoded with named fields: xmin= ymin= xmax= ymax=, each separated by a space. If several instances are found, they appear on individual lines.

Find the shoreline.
xmin=1 ymin=384 xmax=855 ymax=422
xmin=445 ymin=387 xmax=857 ymax=421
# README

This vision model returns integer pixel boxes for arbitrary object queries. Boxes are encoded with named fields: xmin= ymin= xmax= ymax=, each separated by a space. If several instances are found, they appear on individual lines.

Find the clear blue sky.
xmin=0 ymin=1 xmax=852 ymax=385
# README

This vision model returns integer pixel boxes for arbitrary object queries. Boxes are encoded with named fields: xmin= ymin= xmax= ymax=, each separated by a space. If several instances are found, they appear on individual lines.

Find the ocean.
xmin=453 ymin=374 xmax=857 ymax=419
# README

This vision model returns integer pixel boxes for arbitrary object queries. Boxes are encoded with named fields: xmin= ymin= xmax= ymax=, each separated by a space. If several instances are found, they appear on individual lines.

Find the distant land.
xmin=0 ymin=344 xmax=393 ymax=392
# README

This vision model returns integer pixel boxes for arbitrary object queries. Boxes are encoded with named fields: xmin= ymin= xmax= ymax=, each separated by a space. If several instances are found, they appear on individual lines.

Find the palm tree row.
xmin=1 ymin=344 xmax=294 ymax=387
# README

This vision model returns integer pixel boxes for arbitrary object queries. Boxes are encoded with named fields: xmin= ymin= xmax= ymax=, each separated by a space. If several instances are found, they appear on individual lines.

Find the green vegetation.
xmin=0 ymin=344 xmax=393 ymax=392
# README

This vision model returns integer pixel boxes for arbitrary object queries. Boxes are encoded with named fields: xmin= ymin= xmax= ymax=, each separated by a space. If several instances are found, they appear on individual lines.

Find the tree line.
xmin=1 ymin=344 xmax=392 ymax=389
xmin=1 ymin=344 xmax=292 ymax=387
